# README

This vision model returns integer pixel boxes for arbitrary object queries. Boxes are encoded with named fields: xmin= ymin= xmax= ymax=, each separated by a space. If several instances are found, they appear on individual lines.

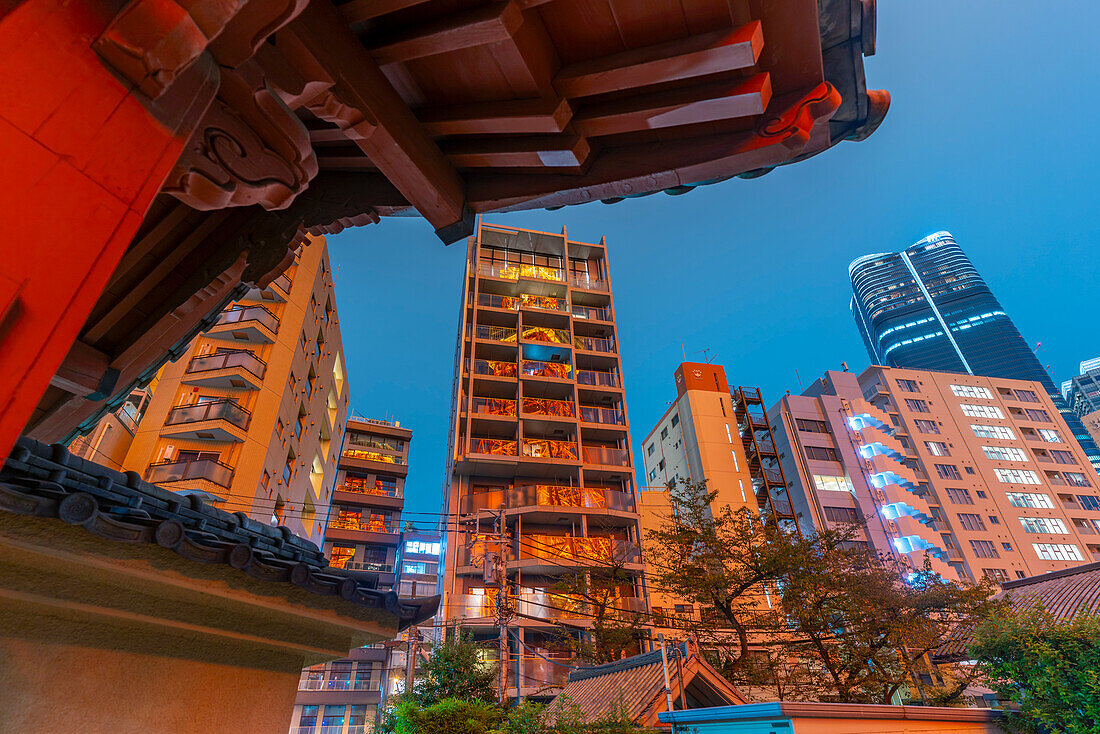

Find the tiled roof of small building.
xmin=0 ymin=437 xmax=437 ymax=629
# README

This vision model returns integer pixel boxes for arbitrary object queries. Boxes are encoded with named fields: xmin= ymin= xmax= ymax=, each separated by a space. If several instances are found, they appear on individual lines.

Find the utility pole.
xmin=489 ymin=505 xmax=513 ymax=705
xmin=673 ymin=643 xmax=687 ymax=710
xmin=404 ymin=629 xmax=417 ymax=694
xmin=658 ymin=633 xmax=673 ymax=713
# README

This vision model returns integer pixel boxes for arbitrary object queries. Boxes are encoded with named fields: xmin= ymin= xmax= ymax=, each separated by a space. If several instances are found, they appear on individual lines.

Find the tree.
xmin=407 ymin=627 xmax=498 ymax=706
xmin=970 ymin=604 xmax=1100 ymax=734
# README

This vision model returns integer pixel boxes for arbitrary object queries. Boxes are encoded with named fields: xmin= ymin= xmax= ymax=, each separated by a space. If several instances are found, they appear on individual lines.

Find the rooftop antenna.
xmin=696 ymin=348 xmax=714 ymax=364
xmin=794 ymin=369 xmax=805 ymax=391
xmin=681 ymin=340 xmax=687 ymax=362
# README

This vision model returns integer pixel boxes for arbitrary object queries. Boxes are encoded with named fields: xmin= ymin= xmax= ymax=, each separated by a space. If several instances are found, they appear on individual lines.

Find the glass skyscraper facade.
xmin=849 ymin=231 xmax=1100 ymax=470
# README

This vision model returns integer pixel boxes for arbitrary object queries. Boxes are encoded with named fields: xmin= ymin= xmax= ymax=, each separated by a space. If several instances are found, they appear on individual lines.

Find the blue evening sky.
xmin=328 ymin=1 xmax=1100 ymax=524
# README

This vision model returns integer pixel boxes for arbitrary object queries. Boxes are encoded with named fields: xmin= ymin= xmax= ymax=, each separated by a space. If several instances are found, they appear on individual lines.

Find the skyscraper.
xmin=441 ymin=221 xmax=644 ymax=699
xmin=849 ymin=231 xmax=1100 ymax=471
xmin=1062 ymin=357 xmax=1100 ymax=452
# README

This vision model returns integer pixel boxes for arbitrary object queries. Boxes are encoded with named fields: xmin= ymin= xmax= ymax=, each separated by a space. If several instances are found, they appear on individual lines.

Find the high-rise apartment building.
xmin=770 ymin=367 xmax=1100 ymax=585
xmin=849 ymin=231 xmax=1100 ymax=471
xmin=115 ymin=237 xmax=348 ymax=542
xmin=441 ymin=221 xmax=644 ymax=697
xmin=325 ymin=418 xmax=412 ymax=591
xmin=638 ymin=363 xmax=794 ymax=625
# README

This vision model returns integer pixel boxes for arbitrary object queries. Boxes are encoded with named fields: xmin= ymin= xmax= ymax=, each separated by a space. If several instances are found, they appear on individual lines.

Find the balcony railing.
xmin=520 ymin=535 xmax=640 ymax=565
xmin=478 ymin=292 xmax=569 ymax=312
xmin=521 ymin=360 xmax=572 ymax=379
xmin=572 ymin=304 xmax=612 ymax=321
xmin=271 ymin=272 xmax=292 ymax=295
xmin=573 ymin=335 xmax=615 ymax=353
xmin=521 ymin=439 xmax=578 ymax=460
xmin=451 ymin=593 xmax=494 ymax=618
xmin=522 ymin=326 xmax=572 ymax=345
xmin=331 ymin=517 xmax=398 ymax=534
xmin=521 ymin=398 xmax=575 ymax=418
xmin=147 ymin=457 xmax=234 ymax=488
xmin=336 ymin=482 xmax=401 ymax=498
xmin=216 ymin=304 xmax=279 ymax=332
xmin=581 ymin=446 xmax=630 ymax=466
xmin=509 ymin=656 xmax=571 ymax=688
xmin=186 ymin=350 xmax=267 ymax=379
xmin=580 ymin=406 xmax=624 ymax=425
xmin=342 ymin=448 xmax=405 ymax=464
xmin=479 ymin=262 xmax=565 ymax=283
xmin=474 ymin=324 xmax=518 ymax=343
xmin=344 ymin=561 xmax=395 ymax=573
xmin=473 ymin=359 xmax=517 ymax=378
xmin=165 ymin=399 xmax=251 ymax=430
xmin=462 ymin=485 xmax=635 ymax=513
xmin=472 ymin=397 xmax=517 ymax=417
xmin=576 ymin=369 xmax=619 ymax=388
xmin=571 ymin=274 xmax=608 ymax=291
xmin=469 ymin=437 xmax=518 ymax=456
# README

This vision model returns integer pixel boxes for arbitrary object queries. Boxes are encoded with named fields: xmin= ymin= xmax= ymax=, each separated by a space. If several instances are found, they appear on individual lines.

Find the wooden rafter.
xmin=368 ymin=1 xmax=524 ymax=65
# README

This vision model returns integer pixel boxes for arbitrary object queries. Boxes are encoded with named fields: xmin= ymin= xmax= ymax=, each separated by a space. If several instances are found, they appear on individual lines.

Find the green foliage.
xmin=385 ymin=698 xmax=504 ymax=734
xmin=970 ymin=604 xmax=1100 ymax=734
xmin=411 ymin=628 xmax=499 ymax=706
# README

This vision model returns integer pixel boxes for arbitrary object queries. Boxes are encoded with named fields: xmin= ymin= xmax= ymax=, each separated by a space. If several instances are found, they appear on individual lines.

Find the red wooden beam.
xmin=340 ymin=0 xmax=431 ymax=25
xmin=554 ymin=21 xmax=763 ymax=98
xmin=286 ymin=0 xmax=471 ymax=241
xmin=573 ymin=73 xmax=771 ymax=137
xmin=442 ymin=135 xmax=590 ymax=169
xmin=368 ymin=1 xmax=524 ymax=65
xmin=419 ymin=98 xmax=572 ymax=136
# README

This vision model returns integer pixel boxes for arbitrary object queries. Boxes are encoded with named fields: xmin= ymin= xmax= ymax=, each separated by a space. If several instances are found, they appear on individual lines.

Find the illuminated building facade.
xmin=1063 ymin=357 xmax=1100 ymax=451
xmin=770 ymin=367 xmax=1100 ymax=585
xmin=849 ymin=231 xmax=1100 ymax=471
xmin=441 ymin=221 xmax=644 ymax=698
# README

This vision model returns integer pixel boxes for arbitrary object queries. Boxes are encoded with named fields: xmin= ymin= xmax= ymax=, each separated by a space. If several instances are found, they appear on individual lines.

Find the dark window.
xmin=897 ymin=379 xmax=919 ymax=393
xmin=1024 ymin=408 xmax=1051 ymax=423
xmin=795 ymin=418 xmax=829 ymax=433
xmin=976 ymin=490 xmax=987 ymax=498
xmin=1051 ymin=450 xmax=1077 ymax=465
xmin=914 ymin=419 xmax=939 ymax=434
xmin=945 ymin=487 xmax=973 ymax=504
xmin=905 ymin=399 xmax=930 ymax=413
xmin=965 ymin=466 xmax=976 ymax=474
xmin=1001 ymin=542 xmax=1013 ymax=551
xmin=1079 ymin=495 xmax=1100 ymax=511
xmin=671 ymin=414 xmax=679 ymax=428
xmin=660 ymin=427 xmax=669 ymax=440
xmin=970 ymin=540 xmax=1000 ymax=559
xmin=957 ymin=513 xmax=986 ymax=531
xmin=935 ymin=464 xmax=962 ymax=480
xmin=983 ymin=568 xmax=1009 ymax=582
xmin=805 ymin=445 xmax=840 ymax=462
xmin=658 ymin=459 xmax=665 ymax=471
xmin=1013 ymin=389 xmax=1040 ymax=403
xmin=989 ymin=515 xmax=1000 ymax=525
xmin=823 ymin=506 xmax=860 ymax=523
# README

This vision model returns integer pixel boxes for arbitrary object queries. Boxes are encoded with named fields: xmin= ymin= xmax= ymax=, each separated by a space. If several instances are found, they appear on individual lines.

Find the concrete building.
xmin=324 ymin=418 xmax=412 ymax=591
xmin=114 ymin=237 xmax=348 ymax=543
xmin=770 ymin=367 xmax=1100 ymax=585
xmin=441 ymin=221 xmax=644 ymax=697
xmin=67 ymin=387 xmax=151 ymax=470
xmin=1063 ymin=357 xmax=1100 ymax=450
xmin=849 ymin=231 xmax=1100 ymax=472
xmin=638 ymin=362 xmax=795 ymax=624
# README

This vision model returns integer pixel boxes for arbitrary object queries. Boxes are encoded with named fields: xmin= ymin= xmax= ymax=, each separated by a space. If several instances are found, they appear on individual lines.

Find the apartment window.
xmin=658 ymin=459 xmax=665 ymax=471
xmin=935 ymin=464 xmax=962 ymax=480
xmin=950 ymin=384 xmax=994 ymax=399
xmin=890 ymin=414 xmax=901 ymax=427
xmin=982 ymin=445 xmax=1028 ymax=462
xmin=961 ymin=404 xmax=1004 ymax=419
xmin=823 ymin=506 xmax=860 ymax=523
xmin=1002 ymin=542 xmax=1014 ymax=552
xmin=813 ymin=475 xmax=853 ymax=493
xmin=1032 ymin=543 xmax=1083 ymax=561
xmin=1038 ymin=429 xmax=1062 ymax=443
xmin=945 ymin=487 xmax=973 ymax=504
xmin=914 ymin=419 xmax=939 ymax=434
xmin=983 ymin=568 xmax=1009 ymax=582
xmin=1064 ymin=472 xmax=1091 ymax=487
xmin=1020 ymin=517 xmax=1069 ymax=534
xmin=805 ymin=445 xmax=840 ymax=462
xmin=1007 ymin=492 xmax=1054 ymax=509
xmin=272 ymin=495 xmax=285 ymax=526
xmin=989 ymin=515 xmax=1001 ymax=525
xmin=924 ymin=441 xmax=951 ymax=456
xmin=898 ymin=436 xmax=912 ymax=449
xmin=648 ymin=468 xmax=657 ymax=482
xmin=1050 ymin=450 xmax=1078 ymax=465
xmin=796 ymin=418 xmax=829 ymax=433
xmin=904 ymin=399 xmax=930 ymax=413
xmin=976 ymin=490 xmax=987 ymax=498
xmin=260 ymin=471 xmax=271 ymax=494
xmin=321 ymin=705 xmax=345 ymax=730
xmin=671 ymin=414 xmax=679 ymax=428
xmin=283 ymin=451 xmax=294 ymax=483
xmin=328 ymin=544 xmax=354 ymax=568
xmin=646 ymin=443 xmax=655 ymax=456
xmin=970 ymin=540 xmax=999 ymax=559
xmin=1024 ymin=408 xmax=1052 ymax=423
xmin=276 ymin=418 xmax=285 ymax=438
xmin=972 ymin=424 xmax=1016 ymax=440
xmin=897 ymin=379 xmax=920 ymax=393
xmin=1013 ymin=389 xmax=1040 ymax=403
xmin=994 ymin=468 xmax=1041 ymax=485
xmin=957 ymin=513 xmax=986 ymax=531
xmin=298 ymin=705 xmax=319 ymax=730
xmin=965 ymin=467 xmax=975 ymax=474
xmin=1080 ymin=495 xmax=1100 ymax=511
xmin=660 ymin=427 xmax=669 ymax=440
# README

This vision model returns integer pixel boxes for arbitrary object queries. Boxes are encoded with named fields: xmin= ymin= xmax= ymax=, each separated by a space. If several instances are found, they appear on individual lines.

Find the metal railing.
xmin=336 ymin=482 xmax=401 ymax=498
xmin=342 ymin=448 xmax=405 ymax=464
xmin=522 ymin=326 xmax=571 ymax=345
xmin=521 ymin=398 xmax=575 ymax=418
xmin=572 ymin=304 xmax=612 ymax=321
xmin=580 ymin=406 xmax=624 ymax=425
xmin=344 ymin=561 xmax=395 ymax=573
xmin=147 ymin=457 xmax=234 ymax=488
xmin=521 ymin=439 xmax=578 ymax=460
xmin=165 ymin=399 xmax=251 ymax=430
xmin=576 ymin=369 xmax=619 ymax=387
xmin=479 ymin=262 xmax=565 ymax=283
xmin=570 ymin=274 xmax=608 ymax=290
xmin=462 ymin=486 xmax=634 ymax=513
xmin=474 ymin=324 xmax=518 ymax=342
xmin=272 ymin=272 xmax=292 ymax=295
xmin=521 ymin=360 xmax=572 ymax=379
xmin=469 ymin=437 xmax=518 ymax=456
xmin=519 ymin=535 xmax=640 ymax=564
xmin=581 ymin=446 xmax=629 ymax=466
xmin=573 ymin=335 xmax=615 ymax=353
xmin=330 ymin=517 xmax=398 ymax=534
xmin=215 ymin=304 xmax=279 ymax=332
xmin=480 ymin=292 xmax=570 ymax=312
xmin=472 ymin=397 xmax=517 ymax=417
xmin=473 ymin=359 xmax=517 ymax=377
xmin=186 ymin=350 xmax=267 ymax=379
xmin=509 ymin=657 xmax=571 ymax=688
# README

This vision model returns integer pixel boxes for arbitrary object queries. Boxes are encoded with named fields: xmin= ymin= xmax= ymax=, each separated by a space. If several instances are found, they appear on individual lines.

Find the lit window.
xmin=982 ymin=446 xmax=1028 ymax=462
xmin=972 ymin=424 xmax=1015 ymax=440
xmin=950 ymin=384 xmax=994 ymax=399
xmin=1019 ymin=517 xmax=1068 ymax=534
xmin=994 ymin=468 xmax=1041 ymax=485
xmin=813 ymin=475 xmax=853 ymax=493
xmin=1038 ymin=429 xmax=1062 ymax=443
xmin=1032 ymin=543 xmax=1083 ymax=561
xmin=924 ymin=441 xmax=950 ymax=456
xmin=961 ymin=404 xmax=1004 ymax=419
xmin=1006 ymin=492 xmax=1054 ymax=509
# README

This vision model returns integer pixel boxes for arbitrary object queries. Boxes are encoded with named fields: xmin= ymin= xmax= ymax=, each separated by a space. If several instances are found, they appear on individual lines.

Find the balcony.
xmin=573 ymin=335 xmax=615 ymax=353
xmin=576 ymin=369 xmax=619 ymax=388
xmin=451 ymin=593 xmax=494 ymax=619
xmin=462 ymin=485 xmax=635 ymax=514
xmin=571 ymin=274 xmax=608 ymax=291
xmin=469 ymin=437 xmax=518 ymax=456
xmin=342 ymin=561 xmax=396 ymax=574
xmin=473 ymin=359 xmax=517 ymax=378
xmin=182 ymin=350 xmax=266 ymax=389
xmin=472 ymin=397 xmax=518 ymax=417
xmin=474 ymin=324 xmax=518 ymax=343
xmin=162 ymin=399 xmax=250 ymax=441
xmin=581 ymin=446 xmax=630 ymax=467
xmin=147 ymin=457 xmax=233 ymax=489
xmin=479 ymin=262 xmax=565 ymax=283
xmin=521 ymin=438 xmax=578 ymax=461
xmin=509 ymin=656 xmax=571 ymax=689
xmin=572 ymin=304 xmax=612 ymax=321
xmin=517 ymin=593 xmax=645 ymax=621
xmin=521 ymin=360 xmax=572 ymax=380
xmin=522 ymin=326 xmax=572 ymax=345
xmin=207 ymin=305 xmax=279 ymax=343
xmin=336 ymin=481 xmax=401 ymax=498
xmin=580 ymin=405 xmax=624 ymax=425
xmin=521 ymin=398 xmax=575 ymax=418
xmin=330 ymin=517 xmax=398 ymax=535
xmin=519 ymin=535 xmax=641 ymax=566
xmin=342 ymin=448 xmax=405 ymax=465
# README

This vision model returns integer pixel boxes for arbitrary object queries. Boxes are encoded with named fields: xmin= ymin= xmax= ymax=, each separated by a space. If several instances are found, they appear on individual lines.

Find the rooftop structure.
xmin=659 ymin=702 xmax=1001 ymax=734
xmin=3 ymin=0 xmax=888 ymax=470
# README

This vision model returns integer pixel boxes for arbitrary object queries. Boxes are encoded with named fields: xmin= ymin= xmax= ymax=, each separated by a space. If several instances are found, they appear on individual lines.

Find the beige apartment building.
xmin=109 ymin=237 xmax=349 ymax=542
xmin=770 ymin=367 xmax=1100 ymax=584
